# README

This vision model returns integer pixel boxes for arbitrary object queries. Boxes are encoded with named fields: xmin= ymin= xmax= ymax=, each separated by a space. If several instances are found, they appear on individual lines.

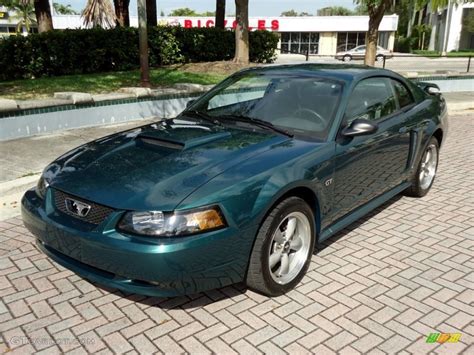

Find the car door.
xmin=330 ymin=77 xmax=411 ymax=223
xmin=354 ymin=46 xmax=366 ymax=59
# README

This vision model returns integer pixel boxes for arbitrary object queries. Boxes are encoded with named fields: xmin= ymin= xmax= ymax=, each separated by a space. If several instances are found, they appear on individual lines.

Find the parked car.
xmin=22 ymin=64 xmax=447 ymax=297
xmin=336 ymin=45 xmax=393 ymax=62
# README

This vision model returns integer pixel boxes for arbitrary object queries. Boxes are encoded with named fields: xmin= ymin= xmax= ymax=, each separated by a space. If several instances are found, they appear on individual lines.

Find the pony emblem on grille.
xmin=65 ymin=198 xmax=91 ymax=217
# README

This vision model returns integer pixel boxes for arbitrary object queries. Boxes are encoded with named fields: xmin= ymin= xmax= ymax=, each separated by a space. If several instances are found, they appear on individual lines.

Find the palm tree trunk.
xmin=34 ymin=0 xmax=53 ymax=32
xmin=365 ymin=0 xmax=390 ymax=66
xmin=234 ymin=0 xmax=249 ymax=64
xmin=146 ymin=0 xmax=157 ymax=26
xmin=114 ymin=0 xmax=130 ymax=27
xmin=407 ymin=3 xmax=416 ymax=37
xmin=215 ymin=0 xmax=226 ymax=29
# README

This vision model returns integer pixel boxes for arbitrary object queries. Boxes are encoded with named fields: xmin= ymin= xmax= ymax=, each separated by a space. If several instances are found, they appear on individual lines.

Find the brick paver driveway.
xmin=1 ymin=115 xmax=472 ymax=354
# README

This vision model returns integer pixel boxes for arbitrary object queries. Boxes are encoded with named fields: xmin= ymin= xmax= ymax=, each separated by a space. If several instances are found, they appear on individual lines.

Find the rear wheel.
xmin=343 ymin=55 xmax=352 ymax=62
xmin=376 ymin=54 xmax=385 ymax=62
xmin=246 ymin=197 xmax=315 ymax=296
xmin=404 ymin=137 xmax=439 ymax=197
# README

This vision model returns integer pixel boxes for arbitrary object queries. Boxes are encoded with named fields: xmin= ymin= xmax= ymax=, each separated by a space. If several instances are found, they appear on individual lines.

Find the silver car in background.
xmin=335 ymin=45 xmax=393 ymax=62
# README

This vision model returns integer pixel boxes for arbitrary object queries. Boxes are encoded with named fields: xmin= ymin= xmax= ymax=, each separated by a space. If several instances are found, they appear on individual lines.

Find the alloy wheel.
xmin=268 ymin=212 xmax=311 ymax=284
xmin=419 ymin=143 xmax=438 ymax=190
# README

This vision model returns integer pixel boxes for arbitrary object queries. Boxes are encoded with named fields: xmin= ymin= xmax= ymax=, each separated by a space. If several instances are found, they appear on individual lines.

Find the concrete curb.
xmin=0 ymin=174 xmax=40 ymax=221
xmin=0 ymin=83 xmax=212 ymax=114
xmin=0 ymin=174 xmax=40 ymax=197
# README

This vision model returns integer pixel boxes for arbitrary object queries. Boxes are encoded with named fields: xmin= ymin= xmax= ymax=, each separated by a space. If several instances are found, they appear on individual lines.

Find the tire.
xmin=246 ymin=197 xmax=315 ymax=296
xmin=343 ymin=55 xmax=352 ymax=62
xmin=404 ymin=137 xmax=439 ymax=197
xmin=376 ymin=55 xmax=385 ymax=62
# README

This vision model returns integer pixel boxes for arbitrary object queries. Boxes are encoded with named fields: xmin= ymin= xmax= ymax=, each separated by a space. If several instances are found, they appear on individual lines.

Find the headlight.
xmin=117 ymin=206 xmax=227 ymax=237
xmin=36 ymin=176 xmax=49 ymax=199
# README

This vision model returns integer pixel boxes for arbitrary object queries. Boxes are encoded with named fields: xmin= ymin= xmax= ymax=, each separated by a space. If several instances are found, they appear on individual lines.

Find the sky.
xmin=55 ymin=0 xmax=357 ymax=17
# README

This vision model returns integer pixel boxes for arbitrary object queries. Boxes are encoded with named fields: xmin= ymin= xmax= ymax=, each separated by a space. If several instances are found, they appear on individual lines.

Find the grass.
xmin=0 ymin=67 xmax=226 ymax=100
xmin=412 ymin=50 xmax=474 ymax=57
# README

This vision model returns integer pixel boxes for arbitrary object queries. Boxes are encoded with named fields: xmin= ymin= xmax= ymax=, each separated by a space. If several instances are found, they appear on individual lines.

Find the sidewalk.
xmin=0 ymin=92 xmax=472 ymax=220
xmin=0 ymin=113 xmax=472 ymax=354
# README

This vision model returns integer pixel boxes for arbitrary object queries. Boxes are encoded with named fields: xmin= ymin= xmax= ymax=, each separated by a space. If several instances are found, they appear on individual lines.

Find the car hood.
xmin=44 ymin=117 xmax=292 ymax=211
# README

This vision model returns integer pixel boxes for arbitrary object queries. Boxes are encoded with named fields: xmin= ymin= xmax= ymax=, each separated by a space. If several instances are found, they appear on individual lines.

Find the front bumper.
xmin=22 ymin=189 xmax=257 ymax=296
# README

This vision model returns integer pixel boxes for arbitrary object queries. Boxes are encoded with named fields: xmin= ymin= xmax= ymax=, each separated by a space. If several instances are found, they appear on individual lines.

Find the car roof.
xmin=240 ymin=63 xmax=399 ymax=84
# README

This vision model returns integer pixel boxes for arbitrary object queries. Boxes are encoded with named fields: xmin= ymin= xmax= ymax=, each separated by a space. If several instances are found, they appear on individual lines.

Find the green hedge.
xmin=0 ymin=27 xmax=279 ymax=81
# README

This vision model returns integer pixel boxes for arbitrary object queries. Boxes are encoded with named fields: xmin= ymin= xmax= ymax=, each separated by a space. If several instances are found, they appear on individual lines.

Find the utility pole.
xmin=137 ymin=0 xmax=151 ymax=87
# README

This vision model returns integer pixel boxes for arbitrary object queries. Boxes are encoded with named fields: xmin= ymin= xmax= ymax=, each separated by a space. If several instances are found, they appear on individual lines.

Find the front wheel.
xmin=343 ymin=55 xmax=352 ymax=62
xmin=376 ymin=54 xmax=385 ymax=62
xmin=246 ymin=197 xmax=315 ymax=296
xmin=404 ymin=137 xmax=439 ymax=197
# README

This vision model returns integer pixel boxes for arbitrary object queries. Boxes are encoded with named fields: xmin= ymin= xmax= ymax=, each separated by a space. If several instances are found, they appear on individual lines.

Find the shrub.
xmin=394 ymin=36 xmax=414 ymax=53
xmin=0 ymin=27 xmax=279 ymax=81
xmin=249 ymin=30 xmax=279 ymax=63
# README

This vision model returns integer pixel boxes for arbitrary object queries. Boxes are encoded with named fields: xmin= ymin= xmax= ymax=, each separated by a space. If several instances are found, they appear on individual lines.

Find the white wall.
xmin=52 ymin=15 xmax=399 ymax=33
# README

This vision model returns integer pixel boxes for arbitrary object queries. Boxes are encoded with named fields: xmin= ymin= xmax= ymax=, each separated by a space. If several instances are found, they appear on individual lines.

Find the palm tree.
xmin=14 ymin=0 xmax=53 ymax=32
xmin=234 ymin=0 xmax=249 ymax=63
xmin=215 ymin=0 xmax=225 ymax=28
xmin=82 ymin=0 xmax=116 ymax=28
xmin=7 ymin=0 xmax=36 ymax=33
xmin=32 ymin=0 xmax=54 ymax=32
xmin=146 ymin=0 xmax=157 ymax=26
xmin=113 ymin=0 xmax=130 ymax=27
xmin=53 ymin=3 xmax=79 ymax=15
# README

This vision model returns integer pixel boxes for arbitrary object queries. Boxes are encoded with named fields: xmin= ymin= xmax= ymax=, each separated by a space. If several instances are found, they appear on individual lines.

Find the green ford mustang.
xmin=22 ymin=64 xmax=448 ymax=297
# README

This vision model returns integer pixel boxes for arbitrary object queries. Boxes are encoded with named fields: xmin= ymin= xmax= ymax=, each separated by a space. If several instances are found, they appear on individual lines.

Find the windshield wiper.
xmin=220 ymin=114 xmax=293 ymax=138
xmin=184 ymin=110 xmax=224 ymax=127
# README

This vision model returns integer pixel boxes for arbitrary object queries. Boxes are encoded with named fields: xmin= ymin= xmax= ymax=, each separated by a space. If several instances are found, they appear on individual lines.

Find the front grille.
xmin=53 ymin=189 xmax=114 ymax=226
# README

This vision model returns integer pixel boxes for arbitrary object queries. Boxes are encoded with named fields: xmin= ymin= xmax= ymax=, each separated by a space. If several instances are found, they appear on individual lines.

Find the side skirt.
xmin=319 ymin=182 xmax=411 ymax=243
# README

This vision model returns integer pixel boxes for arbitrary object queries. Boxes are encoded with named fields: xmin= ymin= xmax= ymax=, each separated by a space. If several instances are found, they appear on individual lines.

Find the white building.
xmin=1 ymin=11 xmax=399 ymax=56
xmin=428 ymin=1 xmax=474 ymax=52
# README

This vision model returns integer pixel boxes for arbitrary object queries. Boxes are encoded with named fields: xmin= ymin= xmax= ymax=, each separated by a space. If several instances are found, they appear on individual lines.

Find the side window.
xmin=345 ymin=77 xmax=397 ymax=122
xmin=391 ymin=79 xmax=414 ymax=109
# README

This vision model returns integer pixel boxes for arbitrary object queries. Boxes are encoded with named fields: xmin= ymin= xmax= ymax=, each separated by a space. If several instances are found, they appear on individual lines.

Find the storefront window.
xmin=337 ymin=32 xmax=366 ymax=52
xmin=281 ymin=32 xmax=319 ymax=54
xmin=337 ymin=31 xmax=390 ymax=51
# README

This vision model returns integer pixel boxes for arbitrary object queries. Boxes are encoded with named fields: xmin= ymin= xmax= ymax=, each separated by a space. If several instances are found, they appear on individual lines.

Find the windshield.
xmin=186 ymin=71 xmax=343 ymax=140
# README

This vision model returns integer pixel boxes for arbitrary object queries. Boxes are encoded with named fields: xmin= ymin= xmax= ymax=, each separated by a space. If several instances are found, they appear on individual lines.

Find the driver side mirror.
xmin=341 ymin=118 xmax=378 ymax=137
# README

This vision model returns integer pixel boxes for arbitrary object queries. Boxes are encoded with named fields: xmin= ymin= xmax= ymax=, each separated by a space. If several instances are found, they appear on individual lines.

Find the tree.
xmin=169 ymin=7 xmax=198 ymax=16
xmin=82 ymin=0 xmax=115 ymax=28
xmin=114 ymin=0 xmax=130 ymax=26
xmin=280 ymin=9 xmax=298 ymax=16
xmin=146 ymin=0 xmax=157 ymax=26
xmin=32 ymin=0 xmax=54 ymax=32
xmin=280 ymin=9 xmax=313 ymax=16
xmin=53 ymin=3 xmax=79 ymax=15
xmin=234 ymin=0 xmax=249 ymax=64
xmin=215 ymin=0 xmax=225 ymax=28
xmin=354 ymin=3 xmax=369 ymax=14
xmin=317 ymin=6 xmax=354 ymax=16
xmin=2 ymin=0 xmax=53 ymax=32
xmin=355 ymin=0 xmax=392 ymax=66
xmin=463 ymin=9 xmax=474 ymax=33
xmin=5 ymin=0 xmax=36 ymax=33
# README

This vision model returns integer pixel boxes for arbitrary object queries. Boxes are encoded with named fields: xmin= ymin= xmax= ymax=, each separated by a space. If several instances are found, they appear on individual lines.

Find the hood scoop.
xmin=136 ymin=131 xmax=232 ymax=150
xmin=137 ymin=135 xmax=185 ymax=150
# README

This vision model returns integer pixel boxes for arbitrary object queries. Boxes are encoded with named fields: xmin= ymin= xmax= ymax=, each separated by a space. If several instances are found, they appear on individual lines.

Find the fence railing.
xmin=276 ymin=47 xmax=473 ymax=73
